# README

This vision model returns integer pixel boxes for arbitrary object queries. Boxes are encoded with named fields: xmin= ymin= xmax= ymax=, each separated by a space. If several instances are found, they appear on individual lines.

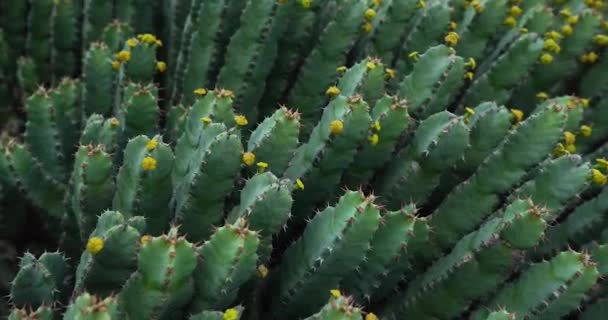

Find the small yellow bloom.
xmin=258 ymin=265 xmax=269 ymax=278
xmin=510 ymin=108 xmax=524 ymax=123
xmin=242 ymin=152 xmax=256 ymax=166
xmin=110 ymin=117 xmax=120 ymax=127
xmin=257 ymin=162 xmax=269 ymax=172
xmin=126 ymin=38 xmax=138 ymax=47
xmin=141 ymin=157 xmax=157 ymax=171
xmin=540 ymin=53 xmax=554 ymax=64
xmin=464 ymin=72 xmax=474 ymax=80
xmin=509 ymin=6 xmax=522 ymax=17
xmin=194 ymin=88 xmax=207 ymax=96
xmin=465 ymin=107 xmax=476 ymax=116
xmin=504 ymin=16 xmax=517 ymax=28
xmin=111 ymin=61 xmax=121 ymax=70
xmin=116 ymin=50 xmax=131 ymax=63
xmin=416 ymin=0 xmax=426 ymax=9
xmin=329 ymin=120 xmax=344 ymax=135
xmin=234 ymin=115 xmax=248 ymax=127
xmin=86 ymin=237 xmax=104 ymax=255
xmin=566 ymin=143 xmax=576 ymax=153
xmin=563 ymin=131 xmax=576 ymax=145
xmin=373 ymin=120 xmax=381 ymax=132
xmin=223 ymin=308 xmax=239 ymax=320
xmin=465 ymin=57 xmax=476 ymax=70
xmin=373 ymin=0 xmax=381 ymax=6
xmin=301 ymin=0 xmax=312 ymax=8
xmin=592 ymin=169 xmax=607 ymax=186
xmin=385 ymin=68 xmax=396 ymax=79
xmin=366 ymin=61 xmax=377 ymax=70
xmin=543 ymin=39 xmax=561 ymax=53
xmin=408 ymin=51 xmax=419 ymax=61
xmin=567 ymin=15 xmax=579 ymax=25
xmin=471 ymin=0 xmax=484 ymax=13
xmin=544 ymin=30 xmax=563 ymax=40
xmin=140 ymin=235 xmax=152 ymax=245
xmin=553 ymin=143 xmax=568 ymax=157
xmin=330 ymin=289 xmax=342 ymax=298
xmin=146 ymin=139 xmax=158 ymax=151
xmin=594 ymin=34 xmax=608 ymax=46
xmin=295 ymin=178 xmax=305 ymax=190
xmin=580 ymin=125 xmax=592 ymax=137
xmin=444 ymin=32 xmax=459 ymax=47
xmin=560 ymin=8 xmax=572 ymax=18
xmin=156 ymin=61 xmax=167 ymax=73
xmin=366 ymin=313 xmax=379 ymax=320
xmin=561 ymin=24 xmax=573 ymax=36
xmin=596 ymin=158 xmax=608 ymax=171
xmin=200 ymin=117 xmax=212 ymax=125
xmin=362 ymin=22 xmax=373 ymax=33
xmin=450 ymin=22 xmax=458 ymax=31
xmin=364 ymin=9 xmax=377 ymax=21
xmin=536 ymin=92 xmax=549 ymax=100
xmin=369 ymin=134 xmax=379 ymax=146
xmin=581 ymin=98 xmax=590 ymax=107
xmin=580 ymin=52 xmax=599 ymax=64
xmin=336 ymin=66 xmax=347 ymax=73
xmin=326 ymin=86 xmax=341 ymax=97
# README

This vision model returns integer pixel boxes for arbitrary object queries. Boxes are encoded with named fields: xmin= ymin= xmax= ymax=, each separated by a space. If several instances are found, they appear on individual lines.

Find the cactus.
xmin=3 ymin=1 xmax=608 ymax=319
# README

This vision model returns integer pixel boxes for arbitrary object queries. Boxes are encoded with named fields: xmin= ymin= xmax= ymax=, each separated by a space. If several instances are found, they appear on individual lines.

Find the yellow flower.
xmin=540 ymin=53 xmax=554 ymax=64
xmin=385 ymin=68 xmax=396 ymax=79
xmin=362 ymin=22 xmax=373 ymax=33
xmin=156 ymin=61 xmax=167 ymax=73
xmin=116 ymin=50 xmax=131 ymax=63
xmin=509 ymin=6 xmax=522 ymax=17
xmin=86 ymin=237 xmax=104 ymax=255
xmin=596 ymin=158 xmax=608 ymax=171
xmin=504 ymin=16 xmax=517 ymax=28
xmin=258 ymin=264 xmax=269 ymax=278
xmin=295 ymin=178 xmax=305 ymax=190
xmin=372 ymin=120 xmax=381 ymax=132
xmin=408 ymin=51 xmax=419 ymax=61
xmin=563 ymin=131 xmax=576 ymax=145
xmin=565 ymin=143 xmax=576 ymax=153
xmin=561 ymin=24 xmax=573 ymax=36
xmin=126 ymin=38 xmax=138 ymax=47
xmin=580 ymin=125 xmax=592 ymax=137
xmin=141 ymin=157 xmax=157 ymax=171
xmin=326 ymin=86 xmax=341 ymax=97
xmin=465 ymin=57 xmax=476 ymax=70
xmin=110 ymin=117 xmax=120 ymax=127
xmin=200 ymin=117 xmax=212 ymax=125
xmin=553 ymin=143 xmax=568 ymax=157
xmin=364 ymin=9 xmax=377 ymax=21
xmin=329 ymin=120 xmax=344 ymax=135
xmin=330 ymin=289 xmax=342 ymax=298
xmin=194 ymin=88 xmax=207 ymax=96
xmin=366 ymin=313 xmax=379 ymax=320
xmin=592 ymin=169 xmax=607 ymax=186
xmin=369 ymin=134 xmax=379 ymax=146
xmin=464 ymin=72 xmax=474 ymax=80
xmin=594 ymin=34 xmax=608 ymax=46
xmin=111 ymin=61 xmax=121 ymax=70
xmin=301 ymin=0 xmax=312 ymax=8
xmin=223 ymin=308 xmax=239 ymax=320
xmin=444 ymin=32 xmax=459 ymax=47
xmin=366 ymin=61 xmax=377 ymax=70
xmin=336 ymin=66 xmax=347 ymax=73
xmin=543 ymin=39 xmax=561 ymax=53
xmin=242 ymin=152 xmax=256 ymax=166
xmin=146 ymin=139 xmax=158 ymax=151
xmin=510 ymin=108 xmax=524 ymax=123
xmin=580 ymin=52 xmax=599 ymax=64
xmin=257 ymin=162 xmax=269 ymax=173
xmin=536 ymin=92 xmax=549 ymax=101
xmin=450 ymin=22 xmax=458 ymax=31
xmin=234 ymin=115 xmax=248 ymax=127
xmin=567 ymin=15 xmax=579 ymax=25
xmin=416 ymin=0 xmax=426 ymax=9
xmin=140 ymin=235 xmax=152 ymax=245
xmin=544 ymin=30 xmax=563 ymax=40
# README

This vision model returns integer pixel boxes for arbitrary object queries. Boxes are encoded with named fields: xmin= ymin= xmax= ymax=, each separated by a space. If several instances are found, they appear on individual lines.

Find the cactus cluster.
xmin=2 ymin=0 xmax=608 ymax=319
